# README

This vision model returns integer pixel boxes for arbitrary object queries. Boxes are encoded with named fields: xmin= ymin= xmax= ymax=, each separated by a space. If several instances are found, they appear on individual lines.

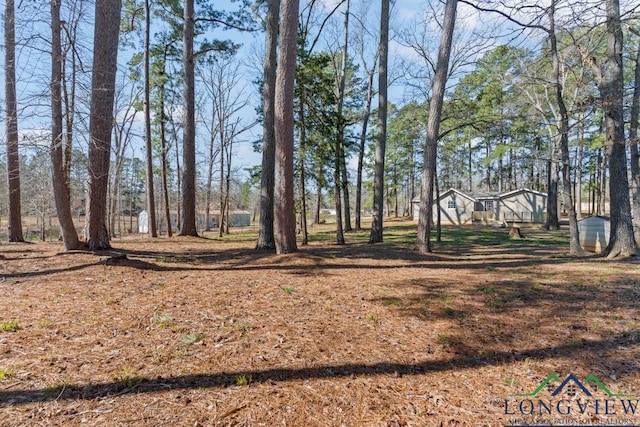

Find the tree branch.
xmin=457 ymin=0 xmax=547 ymax=32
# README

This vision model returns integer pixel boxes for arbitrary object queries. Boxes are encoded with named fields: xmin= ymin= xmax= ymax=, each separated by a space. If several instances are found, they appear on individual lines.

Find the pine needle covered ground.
xmin=1 ymin=220 xmax=639 ymax=426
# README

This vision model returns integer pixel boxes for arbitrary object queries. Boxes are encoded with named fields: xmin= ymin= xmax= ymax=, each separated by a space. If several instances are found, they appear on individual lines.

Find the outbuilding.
xmin=577 ymin=216 xmax=610 ymax=253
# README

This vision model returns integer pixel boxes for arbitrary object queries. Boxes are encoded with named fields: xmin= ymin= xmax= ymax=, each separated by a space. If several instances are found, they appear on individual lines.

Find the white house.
xmin=412 ymin=188 xmax=547 ymax=225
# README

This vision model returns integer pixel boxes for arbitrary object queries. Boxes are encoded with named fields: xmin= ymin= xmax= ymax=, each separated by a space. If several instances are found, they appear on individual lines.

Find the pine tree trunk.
xmin=601 ymin=0 xmax=636 ymax=257
xmin=85 ymin=0 xmax=121 ymax=250
xmin=160 ymin=81 xmax=173 ymax=237
xmin=256 ymin=0 xmax=279 ymax=250
xmin=369 ymin=0 xmax=389 ymax=244
xmin=273 ymin=0 xmax=299 ymax=254
xmin=4 ymin=0 xmax=23 ymax=242
xmin=180 ymin=0 xmax=198 ymax=236
xmin=144 ymin=0 xmax=157 ymax=238
xmin=338 ymin=0 xmax=352 ymax=233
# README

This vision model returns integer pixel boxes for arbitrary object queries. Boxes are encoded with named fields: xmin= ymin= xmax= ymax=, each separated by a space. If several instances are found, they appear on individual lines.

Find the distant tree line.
xmin=1 ymin=0 xmax=638 ymax=258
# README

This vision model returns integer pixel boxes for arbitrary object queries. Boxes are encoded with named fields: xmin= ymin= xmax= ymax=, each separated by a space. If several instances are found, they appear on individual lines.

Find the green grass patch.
xmin=34 ymin=319 xmax=53 ymax=329
xmin=151 ymin=313 xmax=174 ymax=327
xmin=0 ymin=368 xmax=14 ymax=380
xmin=117 ymin=366 xmax=139 ymax=388
xmin=179 ymin=333 xmax=205 ymax=345
xmin=366 ymin=314 xmax=379 ymax=324
xmin=1 ymin=321 xmax=21 ymax=332
xmin=235 ymin=373 xmax=252 ymax=386
xmin=382 ymin=297 xmax=403 ymax=307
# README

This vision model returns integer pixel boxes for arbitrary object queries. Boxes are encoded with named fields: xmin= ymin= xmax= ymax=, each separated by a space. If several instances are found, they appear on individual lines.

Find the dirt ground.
xmin=1 ymin=221 xmax=639 ymax=426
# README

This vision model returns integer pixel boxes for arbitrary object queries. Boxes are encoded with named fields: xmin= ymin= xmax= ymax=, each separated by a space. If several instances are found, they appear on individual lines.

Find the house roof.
xmin=411 ymin=188 xmax=549 ymax=203
xmin=411 ymin=188 xmax=477 ymax=203
xmin=499 ymin=188 xmax=547 ymax=199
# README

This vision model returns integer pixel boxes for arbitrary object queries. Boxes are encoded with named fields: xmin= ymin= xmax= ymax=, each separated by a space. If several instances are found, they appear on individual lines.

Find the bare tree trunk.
xmin=338 ymin=0 xmax=352 ymax=233
xmin=51 ymin=0 xmax=79 ymax=250
xmin=549 ymin=0 xmax=586 ymax=256
xmin=435 ymin=172 xmax=441 ymax=242
xmin=144 ymin=0 xmax=157 ymax=237
xmin=224 ymin=138 xmax=233 ymax=235
xmin=314 ymin=158 xmax=323 ymax=224
xmin=355 ymin=60 xmax=376 ymax=230
xmin=576 ymin=117 xmax=585 ymax=220
xmin=256 ymin=0 xmax=279 ymax=250
xmin=340 ymin=146 xmax=352 ymax=231
xmin=172 ymin=118 xmax=182 ymax=230
xmin=416 ymin=0 xmax=457 ymax=253
xmin=629 ymin=28 xmax=640 ymax=244
xmin=61 ymin=12 xmax=78 ymax=226
xmin=600 ymin=0 xmax=636 ymax=257
xmin=297 ymin=102 xmax=308 ymax=245
xmin=4 ymin=0 xmax=23 ymax=242
xmin=545 ymin=154 xmax=560 ymax=230
xmin=596 ymin=149 xmax=603 ymax=215
xmin=204 ymin=108 xmax=217 ymax=232
xmin=334 ymin=146 xmax=345 ymax=245
xmin=468 ymin=141 xmax=473 ymax=191
xmin=219 ymin=134 xmax=226 ymax=237
xmin=159 ymin=66 xmax=173 ymax=237
xmin=274 ymin=0 xmax=299 ymax=254
xmin=180 ymin=0 xmax=198 ymax=236
xmin=369 ymin=0 xmax=389 ymax=243
xmin=85 ymin=0 xmax=121 ymax=250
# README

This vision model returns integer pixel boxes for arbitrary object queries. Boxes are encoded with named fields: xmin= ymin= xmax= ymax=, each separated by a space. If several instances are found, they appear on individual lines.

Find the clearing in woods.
xmin=1 ymin=220 xmax=639 ymax=426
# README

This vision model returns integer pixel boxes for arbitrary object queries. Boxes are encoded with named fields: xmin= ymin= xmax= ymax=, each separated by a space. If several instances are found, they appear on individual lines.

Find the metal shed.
xmin=577 ymin=216 xmax=610 ymax=253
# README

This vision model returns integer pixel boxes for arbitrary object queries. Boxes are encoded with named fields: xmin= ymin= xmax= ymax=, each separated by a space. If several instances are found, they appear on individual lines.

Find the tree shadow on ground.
xmin=1 ymin=332 xmax=637 ymax=407
xmin=3 ymin=240 xmax=632 ymax=280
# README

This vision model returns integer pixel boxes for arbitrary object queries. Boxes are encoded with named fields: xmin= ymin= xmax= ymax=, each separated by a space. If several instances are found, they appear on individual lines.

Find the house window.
xmin=447 ymin=200 xmax=456 ymax=209
xmin=484 ymin=201 xmax=494 ymax=211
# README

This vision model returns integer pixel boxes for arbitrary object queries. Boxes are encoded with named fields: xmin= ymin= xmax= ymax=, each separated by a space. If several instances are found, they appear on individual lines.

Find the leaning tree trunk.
xmin=355 ymin=67 xmax=375 ymax=230
xmin=369 ymin=0 xmax=389 ymax=244
xmin=256 ymin=0 xmax=279 ymax=251
xmin=4 ymin=0 xmax=23 ymax=242
xmin=416 ymin=0 xmax=457 ymax=253
xmin=85 ymin=0 xmax=121 ymax=250
xmin=273 ymin=0 xmax=299 ymax=254
xmin=549 ymin=0 xmax=586 ymax=256
xmin=180 ymin=0 xmax=198 ymax=236
xmin=51 ymin=0 xmax=79 ymax=250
